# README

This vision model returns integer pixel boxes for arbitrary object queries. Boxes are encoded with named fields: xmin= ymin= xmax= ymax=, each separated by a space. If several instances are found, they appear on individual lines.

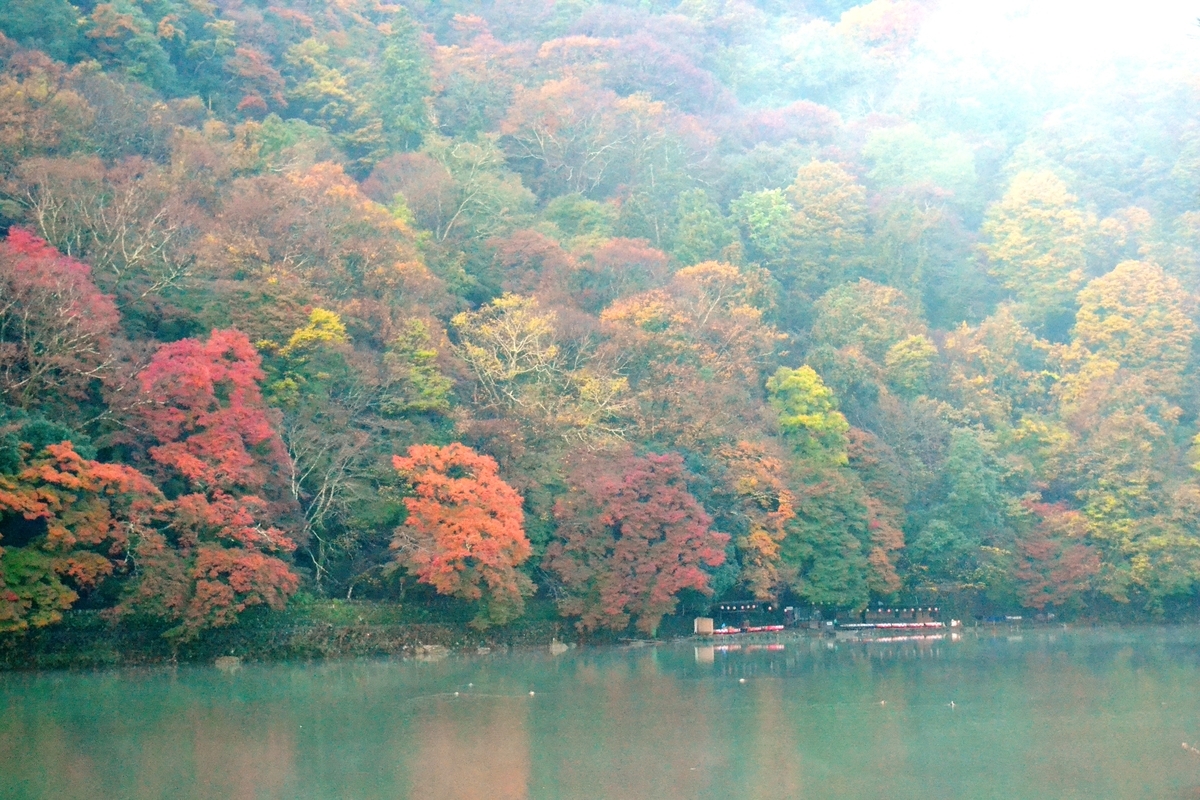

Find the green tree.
xmin=730 ymin=188 xmax=798 ymax=274
xmin=0 ymin=0 xmax=82 ymax=61
xmin=767 ymin=366 xmax=850 ymax=463
xmin=779 ymin=468 xmax=873 ymax=609
xmin=83 ymin=1 xmax=177 ymax=93
xmin=545 ymin=193 xmax=616 ymax=244
xmin=909 ymin=429 xmax=1012 ymax=591
xmin=671 ymin=189 xmax=737 ymax=266
xmin=373 ymin=13 xmax=433 ymax=153
xmin=863 ymin=124 xmax=977 ymax=198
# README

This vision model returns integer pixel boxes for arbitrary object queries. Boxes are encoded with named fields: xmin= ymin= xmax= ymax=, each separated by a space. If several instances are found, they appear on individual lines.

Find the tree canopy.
xmin=3 ymin=0 xmax=1200 ymax=639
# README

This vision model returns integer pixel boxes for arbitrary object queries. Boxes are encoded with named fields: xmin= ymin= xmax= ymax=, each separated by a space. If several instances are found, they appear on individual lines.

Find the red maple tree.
xmin=392 ymin=443 xmax=533 ymax=628
xmin=124 ymin=329 xmax=299 ymax=639
xmin=138 ymin=328 xmax=289 ymax=491
xmin=545 ymin=451 xmax=729 ymax=635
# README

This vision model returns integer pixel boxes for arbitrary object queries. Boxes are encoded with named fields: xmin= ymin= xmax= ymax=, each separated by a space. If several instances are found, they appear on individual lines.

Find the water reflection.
xmin=3 ymin=628 xmax=1200 ymax=799
xmin=410 ymin=700 xmax=528 ymax=799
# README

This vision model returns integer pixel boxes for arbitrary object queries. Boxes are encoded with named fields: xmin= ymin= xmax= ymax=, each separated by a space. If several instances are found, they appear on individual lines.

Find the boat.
xmin=838 ymin=621 xmax=945 ymax=631
xmin=712 ymin=624 xmax=785 ymax=636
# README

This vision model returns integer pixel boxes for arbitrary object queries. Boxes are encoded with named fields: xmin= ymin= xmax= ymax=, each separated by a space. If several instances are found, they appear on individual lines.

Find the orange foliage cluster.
xmin=392 ymin=443 xmax=533 ymax=628
xmin=0 ymin=440 xmax=161 ymax=631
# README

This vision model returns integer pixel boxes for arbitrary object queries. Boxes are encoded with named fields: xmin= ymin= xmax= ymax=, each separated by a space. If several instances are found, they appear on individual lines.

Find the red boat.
xmin=712 ymin=624 xmax=785 ymax=636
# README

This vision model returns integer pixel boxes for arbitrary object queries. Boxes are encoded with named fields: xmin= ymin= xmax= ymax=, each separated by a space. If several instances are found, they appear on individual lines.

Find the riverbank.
xmin=5 ymin=589 xmax=1197 ymax=671
xmin=0 ymin=597 xmax=601 ymax=671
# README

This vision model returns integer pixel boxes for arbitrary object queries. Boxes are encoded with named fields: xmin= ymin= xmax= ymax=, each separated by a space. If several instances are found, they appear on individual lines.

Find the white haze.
xmin=919 ymin=0 xmax=1200 ymax=88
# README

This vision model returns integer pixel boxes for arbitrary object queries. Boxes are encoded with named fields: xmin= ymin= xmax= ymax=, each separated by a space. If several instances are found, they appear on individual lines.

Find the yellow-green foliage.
xmin=1073 ymin=260 xmax=1195 ymax=385
xmin=982 ymin=171 xmax=1094 ymax=328
xmin=280 ymin=308 xmax=349 ymax=357
xmin=767 ymin=366 xmax=850 ymax=464
xmin=383 ymin=320 xmax=454 ymax=415
xmin=885 ymin=334 xmax=937 ymax=395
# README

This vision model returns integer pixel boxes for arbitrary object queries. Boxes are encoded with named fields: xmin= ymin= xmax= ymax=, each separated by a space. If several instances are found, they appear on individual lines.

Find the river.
xmin=3 ymin=625 xmax=1200 ymax=799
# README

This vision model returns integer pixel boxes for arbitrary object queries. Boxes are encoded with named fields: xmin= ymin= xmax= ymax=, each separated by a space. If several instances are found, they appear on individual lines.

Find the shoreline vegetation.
xmin=6 ymin=595 xmax=1200 ymax=673
xmin=0 ymin=598 xmax=616 ymax=672
xmin=5 ymin=2 xmax=1200 ymax=665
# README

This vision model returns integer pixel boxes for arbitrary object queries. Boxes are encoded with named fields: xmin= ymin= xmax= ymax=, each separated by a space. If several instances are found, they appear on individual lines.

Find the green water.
xmin=3 ymin=626 xmax=1200 ymax=799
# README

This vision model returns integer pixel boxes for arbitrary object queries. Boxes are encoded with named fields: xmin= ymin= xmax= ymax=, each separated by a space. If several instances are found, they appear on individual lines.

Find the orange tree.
xmin=391 ymin=443 xmax=533 ymax=628
xmin=0 ymin=434 xmax=162 ymax=633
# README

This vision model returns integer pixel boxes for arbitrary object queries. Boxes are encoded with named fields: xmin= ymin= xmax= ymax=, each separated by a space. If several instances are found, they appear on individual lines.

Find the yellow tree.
xmin=1072 ymin=260 xmax=1195 ymax=393
xmin=1044 ymin=260 xmax=1198 ymax=605
xmin=452 ymin=293 xmax=562 ymax=410
xmin=452 ymin=293 xmax=626 ymax=441
xmin=981 ymin=171 xmax=1094 ymax=334
xmin=942 ymin=304 xmax=1059 ymax=427
xmin=766 ymin=366 xmax=850 ymax=464
xmin=786 ymin=160 xmax=869 ymax=296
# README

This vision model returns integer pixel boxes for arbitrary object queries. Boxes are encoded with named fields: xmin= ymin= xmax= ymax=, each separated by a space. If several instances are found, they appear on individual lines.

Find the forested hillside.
xmin=2 ymin=0 xmax=1200 ymax=640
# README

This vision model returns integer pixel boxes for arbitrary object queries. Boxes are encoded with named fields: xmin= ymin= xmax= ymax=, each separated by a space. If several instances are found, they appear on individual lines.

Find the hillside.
xmin=2 ymin=0 xmax=1200 ymax=642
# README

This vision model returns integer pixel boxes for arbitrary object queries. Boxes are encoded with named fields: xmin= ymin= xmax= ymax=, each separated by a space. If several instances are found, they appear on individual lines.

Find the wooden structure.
xmin=864 ymin=606 xmax=940 ymax=623
xmin=714 ymin=600 xmax=775 ymax=615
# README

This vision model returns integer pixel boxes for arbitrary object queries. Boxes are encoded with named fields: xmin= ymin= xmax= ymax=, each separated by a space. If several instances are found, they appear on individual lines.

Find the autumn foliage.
xmin=125 ymin=329 xmax=299 ymax=639
xmin=138 ymin=329 xmax=290 ymax=492
xmin=392 ymin=443 xmax=533 ymax=628
xmin=0 ymin=228 xmax=119 ymax=412
xmin=546 ymin=452 xmax=728 ymax=634
xmin=0 ymin=439 xmax=161 ymax=632
xmin=1014 ymin=504 xmax=1101 ymax=610
xmin=7 ymin=0 xmax=1200 ymax=646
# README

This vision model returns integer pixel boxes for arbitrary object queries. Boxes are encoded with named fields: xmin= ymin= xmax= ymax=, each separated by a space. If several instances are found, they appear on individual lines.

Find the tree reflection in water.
xmin=4 ymin=630 xmax=1200 ymax=799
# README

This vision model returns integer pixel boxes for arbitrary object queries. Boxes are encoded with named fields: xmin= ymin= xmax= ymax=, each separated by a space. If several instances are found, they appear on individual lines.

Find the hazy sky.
xmin=919 ymin=0 xmax=1199 ymax=85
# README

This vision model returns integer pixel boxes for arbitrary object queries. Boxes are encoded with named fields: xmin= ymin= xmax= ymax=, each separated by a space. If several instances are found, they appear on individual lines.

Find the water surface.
xmin=4 ymin=626 xmax=1200 ymax=799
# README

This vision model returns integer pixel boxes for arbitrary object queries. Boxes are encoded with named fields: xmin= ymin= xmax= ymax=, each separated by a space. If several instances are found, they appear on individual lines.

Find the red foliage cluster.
xmin=493 ymin=229 xmax=578 ymax=298
xmin=727 ymin=101 xmax=843 ymax=149
xmin=574 ymin=238 xmax=670 ymax=313
xmin=1015 ymin=502 xmax=1100 ymax=610
xmin=138 ymin=329 xmax=289 ymax=492
xmin=546 ymin=451 xmax=728 ymax=634
xmin=126 ymin=329 xmax=299 ymax=638
xmin=604 ymin=33 xmax=728 ymax=114
xmin=392 ymin=443 xmax=533 ymax=627
xmin=226 ymin=46 xmax=287 ymax=109
xmin=0 ymin=228 xmax=119 ymax=407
